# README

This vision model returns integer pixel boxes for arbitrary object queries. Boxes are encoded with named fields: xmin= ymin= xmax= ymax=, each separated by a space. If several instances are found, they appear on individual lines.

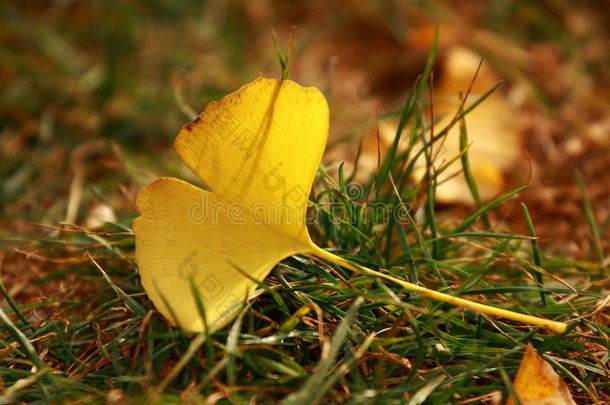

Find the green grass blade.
xmin=282 ymin=297 xmax=364 ymax=405
xmin=575 ymin=171 xmax=606 ymax=275
xmin=520 ymin=203 xmax=547 ymax=305
xmin=459 ymin=114 xmax=490 ymax=229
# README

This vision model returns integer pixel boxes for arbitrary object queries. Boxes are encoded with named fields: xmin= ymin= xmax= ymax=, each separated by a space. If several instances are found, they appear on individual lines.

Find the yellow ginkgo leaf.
xmin=134 ymin=77 xmax=568 ymax=334
xmin=134 ymin=78 xmax=327 ymax=331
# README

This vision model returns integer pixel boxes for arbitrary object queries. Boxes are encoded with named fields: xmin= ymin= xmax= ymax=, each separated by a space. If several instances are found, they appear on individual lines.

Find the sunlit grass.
xmin=2 ymin=66 xmax=608 ymax=405
xmin=1 ymin=2 xmax=609 ymax=404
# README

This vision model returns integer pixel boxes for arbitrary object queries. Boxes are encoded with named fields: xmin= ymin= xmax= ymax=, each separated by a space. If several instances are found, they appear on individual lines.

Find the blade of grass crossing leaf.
xmin=190 ymin=276 xmax=209 ymax=331
xmin=576 ymin=171 xmax=606 ymax=275
xmin=449 ymin=185 xmax=529 ymax=236
xmin=188 ymin=276 xmax=216 ymax=370
xmin=399 ymin=81 xmax=504 ymax=198
xmin=227 ymin=302 xmax=251 ymax=388
xmin=154 ymin=282 xmax=186 ymax=331
xmin=311 ymin=199 xmax=377 ymax=249
xmin=226 ymin=257 xmax=291 ymax=316
xmin=459 ymin=114 xmax=490 ymax=229
xmin=395 ymin=123 xmax=421 ymax=195
xmin=499 ymin=362 xmax=522 ymax=405
xmin=426 ymin=180 xmax=440 ymax=259
xmin=415 ymin=104 xmax=442 ymax=261
xmin=338 ymin=163 xmax=357 ymax=226
xmin=544 ymin=354 xmax=598 ymax=402
xmin=434 ymin=150 xmax=470 ymax=181
xmin=375 ymin=75 xmax=423 ymax=192
xmin=455 ymin=81 xmax=503 ymax=126
xmin=520 ymin=203 xmax=547 ymax=305
xmin=378 ymin=60 xmax=433 ymax=201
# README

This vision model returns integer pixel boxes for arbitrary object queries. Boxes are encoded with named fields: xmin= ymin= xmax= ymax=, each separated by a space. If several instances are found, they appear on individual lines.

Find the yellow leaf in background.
xmin=417 ymin=46 xmax=522 ymax=204
xmin=353 ymin=46 xmax=521 ymax=205
xmin=85 ymin=203 xmax=117 ymax=230
xmin=506 ymin=344 xmax=577 ymax=405
xmin=133 ymin=77 xmax=567 ymax=334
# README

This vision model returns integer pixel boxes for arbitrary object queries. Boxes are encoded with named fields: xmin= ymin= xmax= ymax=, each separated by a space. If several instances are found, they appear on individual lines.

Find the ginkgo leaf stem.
xmin=311 ymin=246 xmax=568 ymax=334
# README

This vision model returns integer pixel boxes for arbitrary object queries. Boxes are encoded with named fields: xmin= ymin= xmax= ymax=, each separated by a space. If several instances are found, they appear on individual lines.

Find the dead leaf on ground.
xmin=506 ymin=343 xmax=577 ymax=405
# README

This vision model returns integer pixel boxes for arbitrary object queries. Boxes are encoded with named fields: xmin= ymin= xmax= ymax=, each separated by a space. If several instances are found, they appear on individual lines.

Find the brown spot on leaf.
xmin=181 ymin=116 xmax=202 ymax=132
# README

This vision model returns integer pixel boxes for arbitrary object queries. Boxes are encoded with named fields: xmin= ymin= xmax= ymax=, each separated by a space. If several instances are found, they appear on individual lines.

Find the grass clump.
xmin=1 ymin=54 xmax=609 ymax=404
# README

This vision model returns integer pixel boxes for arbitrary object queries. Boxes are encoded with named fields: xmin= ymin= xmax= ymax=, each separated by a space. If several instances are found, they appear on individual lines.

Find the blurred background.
xmin=2 ymin=0 xmax=610 ymax=261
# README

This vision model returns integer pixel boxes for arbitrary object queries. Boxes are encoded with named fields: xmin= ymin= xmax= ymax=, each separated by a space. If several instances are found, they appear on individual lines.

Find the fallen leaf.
xmin=85 ymin=203 xmax=117 ymax=229
xmin=133 ymin=77 xmax=567 ymax=333
xmin=416 ymin=46 xmax=522 ymax=204
xmin=506 ymin=344 xmax=577 ymax=405
xmin=347 ymin=44 xmax=522 ymax=204
xmin=134 ymin=78 xmax=328 ymax=331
